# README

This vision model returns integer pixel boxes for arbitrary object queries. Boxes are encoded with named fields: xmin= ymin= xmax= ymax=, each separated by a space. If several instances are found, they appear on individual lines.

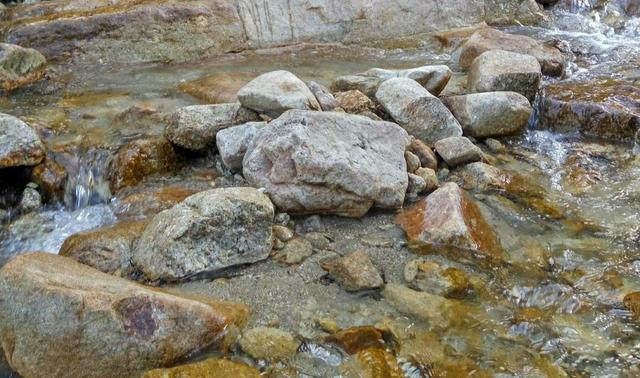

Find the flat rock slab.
xmin=458 ymin=28 xmax=565 ymax=76
xmin=166 ymin=103 xmax=259 ymax=151
xmin=237 ymin=70 xmax=320 ymax=117
xmin=0 ymin=252 xmax=249 ymax=378
xmin=0 ymin=112 xmax=44 ymax=168
xmin=468 ymin=50 xmax=542 ymax=102
xmin=396 ymin=182 xmax=503 ymax=260
xmin=376 ymin=78 xmax=462 ymax=145
xmin=538 ymin=79 xmax=640 ymax=141
xmin=132 ymin=187 xmax=274 ymax=281
xmin=243 ymin=110 xmax=410 ymax=217
xmin=443 ymin=91 xmax=533 ymax=137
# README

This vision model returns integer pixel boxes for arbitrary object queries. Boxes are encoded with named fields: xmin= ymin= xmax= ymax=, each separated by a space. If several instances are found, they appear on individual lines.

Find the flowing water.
xmin=1 ymin=2 xmax=640 ymax=377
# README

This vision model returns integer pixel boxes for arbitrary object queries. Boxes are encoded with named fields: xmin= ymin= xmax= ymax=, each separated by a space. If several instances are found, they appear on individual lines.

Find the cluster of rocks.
xmin=3 ymin=22 xmax=640 ymax=377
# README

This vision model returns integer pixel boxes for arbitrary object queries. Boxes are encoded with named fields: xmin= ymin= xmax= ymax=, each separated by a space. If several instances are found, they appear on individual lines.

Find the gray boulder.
xmin=361 ymin=65 xmax=452 ymax=95
xmin=0 ymin=253 xmax=249 ymax=378
xmin=243 ymin=110 xmax=410 ymax=218
xmin=468 ymin=50 xmax=542 ymax=101
xmin=0 ymin=43 xmax=47 ymax=91
xmin=166 ymin=103 xmax=259 ymax=151
xmin=375 ymin=78 xmax=462 ymax=145
xmin=0 ymin=113 xmax=45 ymax=168
xmin=237 ymin=70 xmax=320 ymax=117
xmin=216 ymin=122 xmax=266 ymax=172
xmin=443 ymin=91 xmax=533 ymax=137
xmin=434 ymin=136 xmax=483 ymax=167
xmin=132 ymin=188 xmax=274 ymax=281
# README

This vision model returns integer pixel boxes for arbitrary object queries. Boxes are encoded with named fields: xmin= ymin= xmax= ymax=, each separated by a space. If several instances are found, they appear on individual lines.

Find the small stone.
xmin=305 ymin=232 xmax=332 ymax=250
xmin=0 ymin=113 xmax=45 ymax=169
xmin=19 ymin=185 xmax=41 ymax=213
xmin=143 ymin=358 xmax=261 ymax=378
xmin=326 ymin=326 xmax=394 ymax=354
xmin=237 ymin=70 xmax=320 ymax=117
xmin=340 ymin=347 xmax=404 ymax=377
xmin=276 ymin=237 xmax=313 ymax=265
xmin=624 ymin=292 xmax=640 ymax=318
xmin=272 ymin=225 xmax=294 ymax=242
xmin=302 ymin=215 xmax=324 ymax=233
xmin=361 ymin=65 xmax=452 ymax=95
xmin=31 ymin=157 xmax=67 ymax=201
xmin=485 ymin=138 xmax=506 ymax=153
xmin=457 ymin=162 xmax=509 ymax=192
xmin=334 ymin=90 xmax=376 ymax=114
xmin=415 ymin=168 xmax=439 ymax=192
xmin=408 ymin=138 xmax=438 ymax=170
xmin=331 ymin=75 xmax=382 ymax=98
xmin=274 ymin=212 xmax=291 ymax=226
xmin=434 ymin=137 xmax=483 ymax=167
xmin=307 ymin=81 xmax=338 ymax=111
xmin=239 ymin=327 xmax=299 ymax=361
xmin=315 ymin=317 xmax=340 ymax=334
xmin=404 ymin=151 xmax=421 ymax=173
xmin=321 ymin=250 xmax=383 ymax=292
xmin=273 ymin=238 xmax=285 ymax=251
xmin=407 ymin=173 xmax=427 ymax=195
xmin=0 ymin=43 xmax=47 ymax=91
xmin=166 ymin=103 xmax=259 ymax=151
xmin=216 ymin=122 xmax=266 ymax=172
xmin=404 ymin=259 xmax=472 ymax=298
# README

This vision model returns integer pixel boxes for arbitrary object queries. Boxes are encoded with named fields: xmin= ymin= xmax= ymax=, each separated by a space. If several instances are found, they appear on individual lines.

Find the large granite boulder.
xmin=468 ymin=50 xmax=542 ymax=102
xmin=538 ymin=79 xmax=640 ymax=141
xmin=375 ymin=78 xmax=462 ymax=145
xmin=59 ymin=219 xmax=150 ymax=277
xmin=443 ymin=91 xmax=533 ymax=137
xmin=0 ymin=113 xmax=45 ymax=168
xmin=0 ymin=253 xmax=249 ymax=378
xmin=0 ymin=43 xmax=47 ymax=91
xmin=237 ymin=70 xmax=320 ymax=117
xmin=396 ymin=182 xmax=503 ymax=260
xmin=361 ymin=65 xmax=452 ymax=95
xmin=457 ymin=28 xmax=565 ymax=76
xmin=132 ymin=188 xmax=274 ymax=281
xmin=166 ymin=103 xmax=259 ymax=151
xmin=243 ymin=110 xmax=410 ymax=217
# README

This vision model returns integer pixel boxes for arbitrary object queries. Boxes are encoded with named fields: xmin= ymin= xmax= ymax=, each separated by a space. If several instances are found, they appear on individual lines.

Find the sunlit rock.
xmin=0 ymin=253 xmax=249 ymax=378
xmin=243 ymin=110 xmax=410 ymax=217
xmin=0 ymin=113 xmax=45 ymax=169
xmin=468 ymin=50 xmax=542 ymax=101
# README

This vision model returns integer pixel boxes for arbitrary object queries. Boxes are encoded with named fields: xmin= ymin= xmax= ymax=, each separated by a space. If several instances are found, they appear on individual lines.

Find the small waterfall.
xmin=63 ymin=149 xmax=112 ymax=211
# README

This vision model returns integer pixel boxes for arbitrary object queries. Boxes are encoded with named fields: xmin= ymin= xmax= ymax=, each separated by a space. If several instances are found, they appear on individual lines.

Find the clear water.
xmin=1 ymin=2 xmax=640 ymax=377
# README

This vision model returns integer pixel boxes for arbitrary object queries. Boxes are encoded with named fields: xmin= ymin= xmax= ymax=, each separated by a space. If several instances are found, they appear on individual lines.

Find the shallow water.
xmin=1 ymin=3 xmax=640 ymax=377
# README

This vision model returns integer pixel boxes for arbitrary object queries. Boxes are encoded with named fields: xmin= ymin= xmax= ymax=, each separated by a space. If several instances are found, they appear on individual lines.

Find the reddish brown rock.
xmin=31 ymin=156 xmax=67 ymax=201
xmin=539 ymin=79 xmax=640 ymax=142
xmin=143 ymin=358 xmax=261 ymax=378
xmin=396 ymin=182 xmax=503 ymax=260
xmin=108 ymin=137 xmax=180 ymax=192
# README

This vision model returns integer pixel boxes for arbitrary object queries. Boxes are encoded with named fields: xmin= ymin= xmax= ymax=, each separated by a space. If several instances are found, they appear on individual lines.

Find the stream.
xmin=1 ymin=1 xmax=640 ymax=377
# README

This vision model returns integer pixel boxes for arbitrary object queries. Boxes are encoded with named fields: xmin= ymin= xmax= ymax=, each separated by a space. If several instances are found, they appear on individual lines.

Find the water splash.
xmin=64 ymin=149 xmax=112 ymax=210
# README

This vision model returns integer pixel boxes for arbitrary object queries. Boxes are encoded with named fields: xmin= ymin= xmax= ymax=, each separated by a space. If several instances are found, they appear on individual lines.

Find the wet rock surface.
xmin=143 ymin=358 xmax=261 ymax=378
xmin=243 ymin=110 xmax=410 ymax=217
xmin=321 ymin=250 xmax=384 ymax=292
xmin=0 ymin=112 xmax=45 ymax=169
xmin=0 ymin=253 xmax=249 ymax=378
xmin=539 ymin=79 xmax=640 ymax=141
